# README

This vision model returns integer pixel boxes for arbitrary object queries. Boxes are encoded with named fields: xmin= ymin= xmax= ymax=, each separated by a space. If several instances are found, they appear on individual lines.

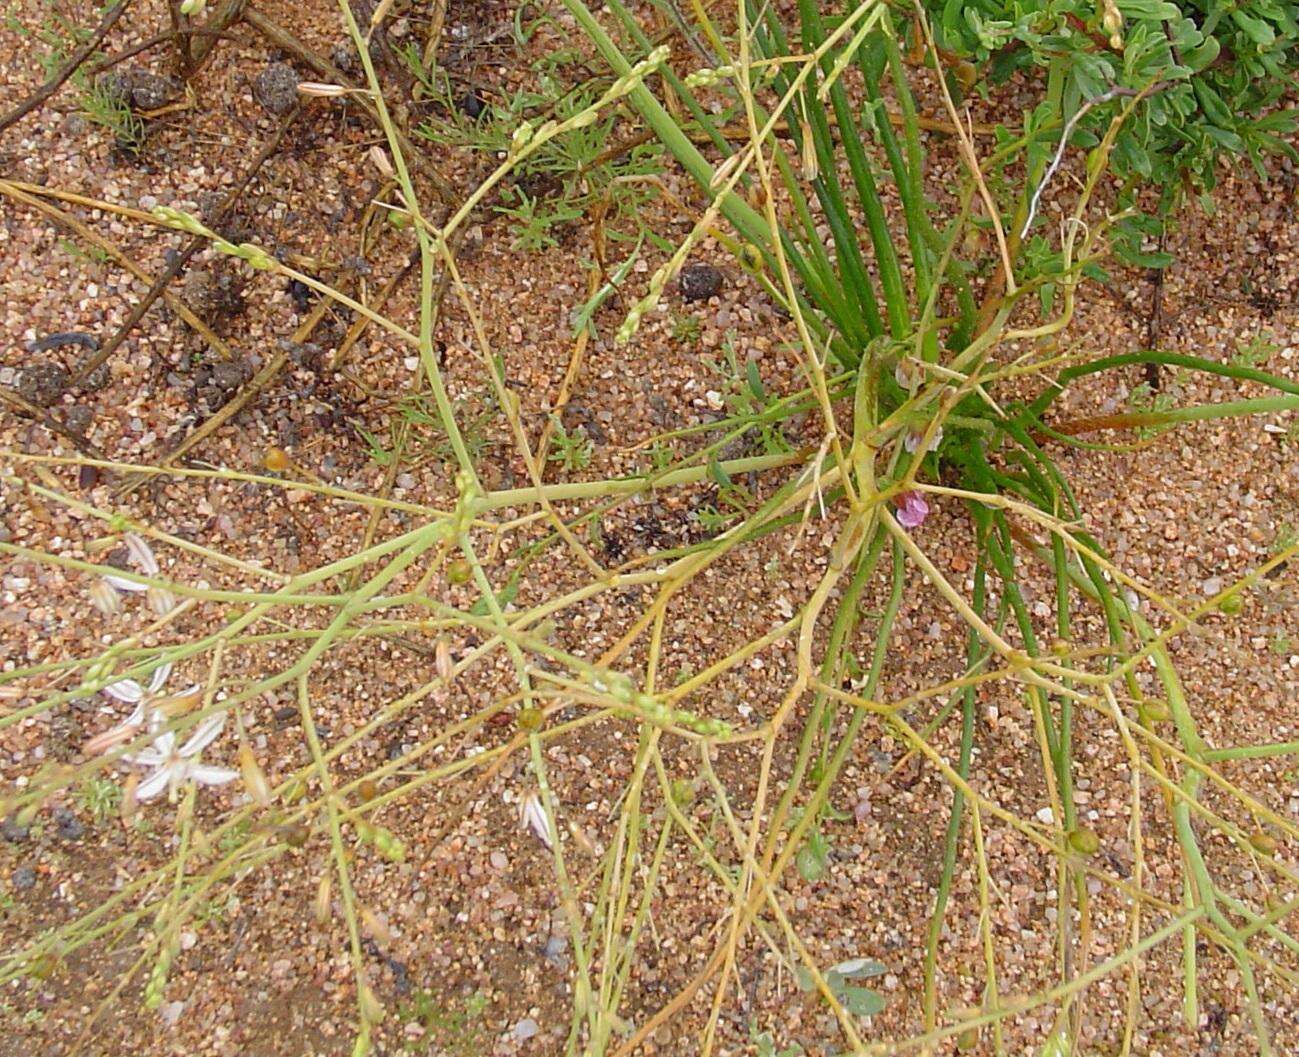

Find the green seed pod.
xmin=373 ymin=827 xmax=406 ymax=863
xmin=669 ymin=779 xmax=695 ymax=811
xmin=1250 ymin=832 xmax=1279 ymax=856
xmin=1141 ymin=699 xmax=1171 ymax=724
xmin=1218 ymin=593 xmax=1244 ymax=615
xmin=1068 ymin=828 xmax=1100 ymax=855
xmin=445 ymin=559 xmax=472 ymax=585
xmin=517 ymin=707 xmax=544 ymax=732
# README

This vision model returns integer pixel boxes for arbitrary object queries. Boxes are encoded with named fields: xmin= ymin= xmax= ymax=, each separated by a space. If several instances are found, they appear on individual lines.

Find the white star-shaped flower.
xmin=129 ymin=713 xmax=237 ymax=801
xmin=84 ymin=662 xmax=202 ymax=756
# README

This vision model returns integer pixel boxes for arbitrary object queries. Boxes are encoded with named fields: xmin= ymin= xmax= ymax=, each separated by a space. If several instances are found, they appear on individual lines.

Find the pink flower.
xmin=895 ymin=491 xmax=929 ymax=529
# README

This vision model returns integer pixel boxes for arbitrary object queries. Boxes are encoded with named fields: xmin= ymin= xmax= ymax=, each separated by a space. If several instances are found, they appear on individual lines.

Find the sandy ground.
xmin=2 ymin=1 xmax=1299 ymax=1055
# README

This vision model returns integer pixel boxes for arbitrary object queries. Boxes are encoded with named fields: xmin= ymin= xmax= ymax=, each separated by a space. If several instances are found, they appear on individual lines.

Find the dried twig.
xmin=70 ymin=105 xmax=301 ymax=386
xmin=0 ymin=180 xmax=238 ymax=363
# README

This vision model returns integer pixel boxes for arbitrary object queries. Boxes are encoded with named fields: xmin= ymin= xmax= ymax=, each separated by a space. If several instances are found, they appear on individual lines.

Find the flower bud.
xmin=800 ymin=119 xmax=818 ymax=181
xmin=297 ymin=81 xmax=350 ymax=98
xmin=264 ymin=446 xmax=291 ymax=473
xmin=511 ymin=120 xmax=535 ymax=153
xmin=358 ymin=981 xmax=385 ymax=1025
xmin=360 ymin=906 xmax=392 ymax=949
xmin=367 ymin=146 xmax=394 ymax=179
xmin=239 ymin=743 xmax=272 ymax=807
xmin=1068 ymin=828 xmax=1100 ymax=855
xmin=314 ymin=873 xmax=332 ymax=923
xmin=435 ymin=638 xmax=454 ymax=682
xmin=1250 ymin=832 xmax=1279 ymax=856
xmin=120 ymin=773 xmax=140 ymax=827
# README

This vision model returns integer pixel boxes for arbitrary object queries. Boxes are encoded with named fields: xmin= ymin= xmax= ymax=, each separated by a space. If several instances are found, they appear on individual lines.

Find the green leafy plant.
xmin=794 ymin=956 xmax=888 ymax=1018
xmin=547 ymin=418 xmax=594 ymax=472
xmin=6 ymin=2 xmax=1299 ymax=1055
xmin=670 ymin=309 xmax=703 ymax=345
xmin=405 ymin=39 xmax=662 ymax=251
xmin=80 ymin=80 xmax=146 ymax=155
xmin=74 ymin=777 xmax=121 ymax=822
xmin=398 ymin=989 xmax=491 ymax=1055
xmin=922 ymin=0 xmax=1299 ymax=262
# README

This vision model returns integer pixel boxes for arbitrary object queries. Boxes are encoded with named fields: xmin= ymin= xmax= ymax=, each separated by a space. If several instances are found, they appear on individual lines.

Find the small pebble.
xmin=76 ymin=362 xmax=112 ymax=393
xmin=127 ymin=72 xmax=179 ymax=111
xmin=17 ymin=361 xmax=70 ymax=407
xmin=254 ymin=62 xmax=300 ymax=115
xmin=211 ymin=359 xmax=250 ymax=392
xmin=12 ymin=865 xmax=36 ymax=890
xmin=2 ymin=815 xmax=30 ymax=843
xmin=459 ymin=87 xmax=486 ymax=119
xmin=514 ymin=1017 xmax=540 ymax=1041
xmin=66 ymin=406 xmax=95 ymax=438
xmin=53 ymin=807 xmax=85 ymax=842
xmin=679 ymin=263 xmax=723 ymax=302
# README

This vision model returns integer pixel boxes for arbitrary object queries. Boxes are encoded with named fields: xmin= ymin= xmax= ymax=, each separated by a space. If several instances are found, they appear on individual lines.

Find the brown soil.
xmin=2 ymin=2 xmax=1299 ymax=1057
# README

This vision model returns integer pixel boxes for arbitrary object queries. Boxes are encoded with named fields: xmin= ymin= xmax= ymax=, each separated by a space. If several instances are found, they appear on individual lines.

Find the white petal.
xmin=124 ymin=533 xmax=160 ymax=576
xmin=136 ymin=767 xmax=172 ymax=801
xmin=147 ymin=663 xmax=173 ymax=693
xmin=103 ymin=573 xmax=148 ymax=593
xmin=103 ymin=679 xmax=144 ymax=703
xmin=126 ymin=748 xmax=166 ymax=767
xmin=179 ymin=713 xmax=226 ymax=758
xmin=151 ymin=729 xmax=177 ymax=757
xmin=190 ymin=765 xmax=238 ymax=787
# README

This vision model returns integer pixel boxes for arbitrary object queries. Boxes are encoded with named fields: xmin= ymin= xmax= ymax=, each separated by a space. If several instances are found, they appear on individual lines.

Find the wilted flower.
xmin=102 ymin=533 xmax=159 ymax=593
xmin=895 ymin=491 xmax=930 ymax=529
xmin=85 ymin=663 xmax=185 ymax=755
xmin=89 ymin=579 xmax=123 ymax=615
xmin=128 ymin=713 xmax=236 ymax=801
xmin=519 ymin=792 xmax=554 ymax=849
xmin=904 ymin=425 xmax=943 ymax=455
xmin=96 ymin=534 xmax=175 ymax=617
xmin=894 ymin=358 xmax=921 ymax=392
